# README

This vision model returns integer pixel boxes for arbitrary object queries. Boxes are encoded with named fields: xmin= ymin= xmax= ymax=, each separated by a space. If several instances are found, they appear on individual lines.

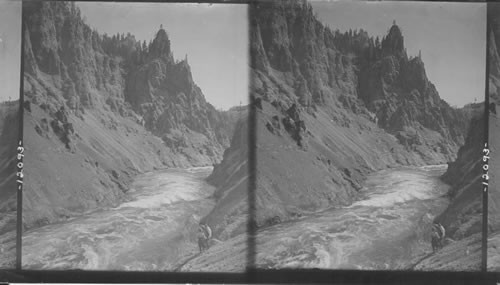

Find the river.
xmin=256 ymin=165 xmax=450 ymax=270
xmin=21 ymin=167 xmax=222 ymax=271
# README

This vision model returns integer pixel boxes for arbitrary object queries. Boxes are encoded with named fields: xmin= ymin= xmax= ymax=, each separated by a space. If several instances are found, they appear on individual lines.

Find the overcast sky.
xmin=312 ymin=0 xmax=486 ymax=107
xmin=78 ymin=2 xmax=248 ymax=110
xmin=0 ymin=0 xmax=21 ymax=103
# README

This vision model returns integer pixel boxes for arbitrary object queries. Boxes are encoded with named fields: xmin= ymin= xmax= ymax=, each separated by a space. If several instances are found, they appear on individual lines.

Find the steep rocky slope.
xmin=175 ymin=114 xmax=249 ymax=271
xmin=489 ymin=3 xmax=500 ymax=234
xmin=413 ymin=103 xmax=484 ymax=271
xmin=204 ymin=114 xmax=248 ymax=240
xmin=488 ymin=3 xmax=500 ymax=271
xmin=438 ymin=103 xmax=484 ymax=239
xmin=22 ymin=2 xmax=235 ymax=230
xmin=246 ymin=0 xmax=472 ymax=227
xmin=0 ymin=100 xmax=19 ymax=268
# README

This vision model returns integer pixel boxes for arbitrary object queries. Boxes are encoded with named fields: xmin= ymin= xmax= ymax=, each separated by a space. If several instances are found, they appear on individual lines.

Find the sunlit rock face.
xmin=246 ymin=0 xmax=474 ymax=228
xmin=0 ymin=100 xmax=19 ymax=268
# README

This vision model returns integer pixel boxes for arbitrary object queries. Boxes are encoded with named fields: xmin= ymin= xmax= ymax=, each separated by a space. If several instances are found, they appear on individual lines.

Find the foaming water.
xmin=117 ymin=169 xmax=213 ymax=209
xmin=420 ymin=164 xmax=448 ymax=171
xmin=22 ymin=167 xmax=215 ymax=270
xmin=349 ymin=166 xmax=449 ymax=208
xmin=257 ymin=165 xmax=450 ymax=270
xmin=186 ymin=166 xmax=214 ymax=173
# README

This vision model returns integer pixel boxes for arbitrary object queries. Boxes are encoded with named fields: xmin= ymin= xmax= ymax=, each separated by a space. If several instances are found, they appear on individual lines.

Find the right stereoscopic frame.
xmin=250 ymin=0 xmax=486 ymax=271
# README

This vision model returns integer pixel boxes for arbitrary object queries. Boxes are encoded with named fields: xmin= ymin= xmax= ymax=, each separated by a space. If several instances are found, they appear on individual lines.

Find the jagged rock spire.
xmin=149 ymin=27 xmax=172 ymax=59
xmin=381 ymin=21 xmax=405 ymax=57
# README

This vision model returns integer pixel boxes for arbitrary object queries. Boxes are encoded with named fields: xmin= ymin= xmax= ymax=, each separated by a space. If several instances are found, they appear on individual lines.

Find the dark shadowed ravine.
xmin=256 ymin=165 xmax=450 ymax=270
xmin=20 ymin=167 xmax=248 ymax=271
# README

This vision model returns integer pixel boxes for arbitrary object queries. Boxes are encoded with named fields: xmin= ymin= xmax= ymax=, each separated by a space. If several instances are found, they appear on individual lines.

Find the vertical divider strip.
xmin=483 ymin=2 xmax=491 ymax=273
xmin=247 ymin=81 xmax=257 ymax=273
xmin=247 ymin=2 xmax=258 ymax=279
xmin=15 ymin=0 xmax=25 ymax=271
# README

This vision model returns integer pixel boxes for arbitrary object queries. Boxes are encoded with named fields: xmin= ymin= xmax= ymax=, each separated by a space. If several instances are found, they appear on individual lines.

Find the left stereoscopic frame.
xmin=19 ymin=0 xmax=249 ymax=272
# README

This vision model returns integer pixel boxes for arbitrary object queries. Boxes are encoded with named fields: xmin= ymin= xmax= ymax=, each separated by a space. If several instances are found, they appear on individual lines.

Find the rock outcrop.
xmin=489 ymin=3 xmax=500 ymax=234
xmin=247 ymin=0 xmax=472 ymax=227
xmin=124 ymin=28 xmax=231 ymax=163
xmin=413 ymin=103 xmax=484 ymax=271
xmin=0 ymin=100 xmax=19 ymax=268
xmin=204 ymin=114 xmax=249 ymax=240
xmin=22 ymin=2 xmax=236 ymax=230
xmin=438 ymin=104 xmax=484 ymax=240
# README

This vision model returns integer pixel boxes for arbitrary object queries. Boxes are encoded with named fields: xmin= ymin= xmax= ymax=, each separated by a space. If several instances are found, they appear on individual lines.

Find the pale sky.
xmin=312 ymin=0 xmax=486 ymax=108
xmin=78 ymin=2 xmax=248 ymax=110
xmin=0 ymin=0 xmax=21 ymax=102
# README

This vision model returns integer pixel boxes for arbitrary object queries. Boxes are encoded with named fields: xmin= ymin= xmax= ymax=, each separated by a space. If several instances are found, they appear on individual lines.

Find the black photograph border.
xmin=483 ymin=0 xmax=491 ymax=272
xmin=16 ymin=0 xmax=25 ymax=270
xmin=1 ymin=0 xmax=498 ymax=284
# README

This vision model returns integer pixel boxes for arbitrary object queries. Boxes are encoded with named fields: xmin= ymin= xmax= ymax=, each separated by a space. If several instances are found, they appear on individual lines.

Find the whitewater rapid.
xmin=21 ymin=167 xmax=216 ymax=271
xmin=256 ymin=165 xmax=451 ymax=270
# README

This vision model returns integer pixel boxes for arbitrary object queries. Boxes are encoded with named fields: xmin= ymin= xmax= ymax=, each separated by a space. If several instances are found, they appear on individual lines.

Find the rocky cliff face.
xmin=204 ymin=114 xmax=249 ymax=240
xmin=489 ymin=4 xmax=500 ymax=234
xmin=0 ymin=101 xmax=19 ymax=216
xmin=247 ymin=0 xmax=472 ymax=227
xmin=22 ymin=2 xmax=235 ymax=230
xmin=413 ymin=103 xmax=483 ymax=271
xmin=0 ymin=100 xmax=19 ymax=268
xmin=124 ymin=28 xmax=231 ymax=163
xmin=438 ymin=104 xmax=483 ymax=240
